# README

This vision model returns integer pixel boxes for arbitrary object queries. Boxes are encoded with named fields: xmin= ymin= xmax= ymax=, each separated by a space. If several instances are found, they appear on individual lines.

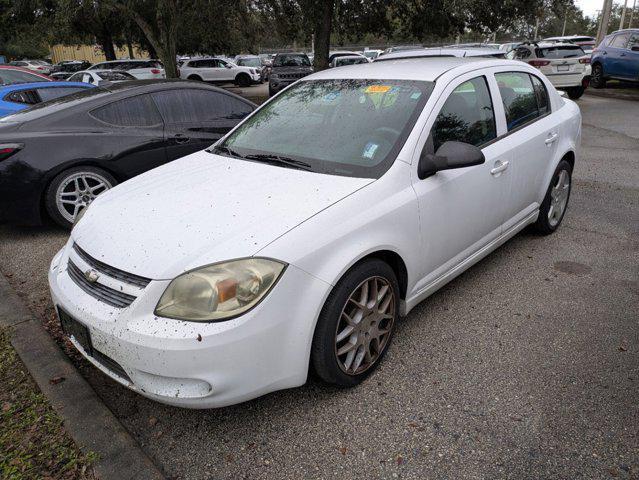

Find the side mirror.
xmin=418 ymin=141 xmax=485 ymax=179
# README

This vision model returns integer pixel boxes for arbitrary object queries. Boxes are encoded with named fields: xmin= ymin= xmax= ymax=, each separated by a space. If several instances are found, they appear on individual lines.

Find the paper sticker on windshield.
xmin=365 ymin=85 xmax=392 ymax=94
xmin=410 ymin=91 xmax=422 ymax=100
xmin=362 ymin=142 xmax=379 ymax=159
xmin=323 ymin=91 xmax=341 ymax=101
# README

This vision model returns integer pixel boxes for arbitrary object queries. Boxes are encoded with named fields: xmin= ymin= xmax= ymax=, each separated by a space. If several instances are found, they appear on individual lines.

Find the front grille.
xmin=93 ymin=349 xmax=132 ymax=382
xmin=67 ymin=260 xmax=136 ymax=308
xmin=279 ymin=72 xmax=308 ymax=80
xmin=73 ymin=243 xmax=151 ymax=288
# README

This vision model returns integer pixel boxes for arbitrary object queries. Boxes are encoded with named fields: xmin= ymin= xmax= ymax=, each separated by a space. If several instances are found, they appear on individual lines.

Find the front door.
xmin=411 ymin=72 xmax=512 ymax=292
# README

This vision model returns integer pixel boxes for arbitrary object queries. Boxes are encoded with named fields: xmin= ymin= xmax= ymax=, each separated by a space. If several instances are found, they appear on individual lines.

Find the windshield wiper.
xmin=208 ymin=145 xmax=245 ymax=158
xmin=243 ymin=153 xmax=312 ymax=171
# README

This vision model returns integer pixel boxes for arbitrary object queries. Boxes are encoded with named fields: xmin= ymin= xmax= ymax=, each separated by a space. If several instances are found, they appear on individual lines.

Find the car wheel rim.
xmin=334 ymin=276 xmax=396 ymax=375
xmin=56 ymin=172 xmax=112 ymax=223
xmin=547 ymin=169 xmax=570 ymax=227
xmin=592 ymin=66 xmax=601 ymax=83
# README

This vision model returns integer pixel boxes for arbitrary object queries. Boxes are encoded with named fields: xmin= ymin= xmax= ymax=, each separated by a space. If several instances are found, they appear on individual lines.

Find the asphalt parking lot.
xmin=0 ymin=91 xmax=637 ymax=479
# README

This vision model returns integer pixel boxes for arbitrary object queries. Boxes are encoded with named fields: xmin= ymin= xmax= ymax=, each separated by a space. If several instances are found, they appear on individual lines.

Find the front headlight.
xmin=155 ymin=258 xmax=286 ymax=322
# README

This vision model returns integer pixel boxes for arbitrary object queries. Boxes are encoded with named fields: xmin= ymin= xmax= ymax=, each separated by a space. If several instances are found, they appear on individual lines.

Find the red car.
xmin=0 ymin=65 xmax=51 ymax=85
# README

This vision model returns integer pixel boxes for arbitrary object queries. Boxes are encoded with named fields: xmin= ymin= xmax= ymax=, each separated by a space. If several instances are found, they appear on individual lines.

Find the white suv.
xmin=87 ymin=60 xmax=165 ymax=80
xmin=179 ymin=58 xmax=261 ymax=87
xmin=507 ymin=42 xmax=589 ymax=99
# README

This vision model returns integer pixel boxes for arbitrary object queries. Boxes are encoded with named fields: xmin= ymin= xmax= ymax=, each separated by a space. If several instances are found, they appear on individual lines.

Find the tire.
xmin=268 ymin=86 xmax=276 ymax=97
xmin=590 ymin=64 xmax=606 ymax=89
xmin=311 ymin=258 xmax=400 ymax=387
xmin=532 ymin=159 xmax=572 ymax=235
xmin=45 ymin=166 xmax=116 ymax=229
xmin=187 ymin=75 xmax=203 ymax=81
xmin=235 ymin=73 xmax=251 ymax=87
xmin=566 ymin=86 xmax=584 ymax=100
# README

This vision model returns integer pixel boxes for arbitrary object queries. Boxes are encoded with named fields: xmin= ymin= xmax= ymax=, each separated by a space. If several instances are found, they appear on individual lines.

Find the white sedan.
xmin=67 ymin=70 xmax=136 ymax=85
xmin=49 ymin=58 xmax=581 ymax=408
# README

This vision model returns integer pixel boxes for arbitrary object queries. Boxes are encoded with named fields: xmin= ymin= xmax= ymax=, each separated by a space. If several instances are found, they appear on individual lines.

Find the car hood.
xmin=73 ymin=151 xmax=373 ymax=280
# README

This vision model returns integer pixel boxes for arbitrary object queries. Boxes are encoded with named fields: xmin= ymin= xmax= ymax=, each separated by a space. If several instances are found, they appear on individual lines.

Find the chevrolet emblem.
xmin=84 ymin=269 xmax=100 ymax=283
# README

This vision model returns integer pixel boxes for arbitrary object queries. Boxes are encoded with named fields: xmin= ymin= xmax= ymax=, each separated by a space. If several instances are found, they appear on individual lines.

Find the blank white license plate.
xmin=557 ymin=65 xmax=570 ymax=72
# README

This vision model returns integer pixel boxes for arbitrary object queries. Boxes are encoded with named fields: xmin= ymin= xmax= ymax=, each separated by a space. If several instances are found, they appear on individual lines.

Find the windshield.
xmin=237 ymin=58 xmax=261 ymax=67
xmin=537 ymin=46 xmax=585 ymax=58
xmin=217 ymin=79 xmax=433 ymax=178
xmin=273 ymin=54 xmax=311 ymax=67
xmin=97 ymin=71 xmax=133 ymax=81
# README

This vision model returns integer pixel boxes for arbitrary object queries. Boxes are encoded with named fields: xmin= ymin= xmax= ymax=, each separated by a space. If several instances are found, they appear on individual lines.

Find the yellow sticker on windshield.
xmin=365 ymin=85 xmax=392 ymax=93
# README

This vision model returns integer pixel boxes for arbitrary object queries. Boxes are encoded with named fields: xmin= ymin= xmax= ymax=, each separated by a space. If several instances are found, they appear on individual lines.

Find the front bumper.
xmin=48 ymin=241 xmax=332 ymax=408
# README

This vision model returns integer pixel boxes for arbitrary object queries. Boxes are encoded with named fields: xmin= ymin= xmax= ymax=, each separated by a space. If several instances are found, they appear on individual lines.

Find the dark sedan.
xmin=0 ymin=80 xmax=256 ymax=228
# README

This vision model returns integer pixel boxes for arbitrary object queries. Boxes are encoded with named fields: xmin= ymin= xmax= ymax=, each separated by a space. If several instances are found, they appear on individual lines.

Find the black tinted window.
xmin=5 ymin=90 xmax=39 ymax=104
xmin=37 ymin=87 xmax=88 ymax=102
xmin=152 ymin=89 xmax=253 ymax=123
xmin=432 ymin=76 xmax=496 ymax=151
xmin=538 ymin=46 xmax=585 ymax=58
xmin=495 ymin=72 xmax=539 ymax=131
xmin=91 ymin=94 xmax=162 ymax=126
xmin=530 ymin=75 xmax=549 ymax=115
xmin=0 ymin=70 xmax=48 ymax=84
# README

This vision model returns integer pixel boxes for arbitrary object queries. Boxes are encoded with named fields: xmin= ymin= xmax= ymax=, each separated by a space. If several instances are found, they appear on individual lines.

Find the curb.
xmin=0 ymin=273 xmax=166 ymax=480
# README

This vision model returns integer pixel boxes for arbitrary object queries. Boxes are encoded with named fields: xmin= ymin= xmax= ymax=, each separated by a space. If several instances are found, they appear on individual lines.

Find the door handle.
xmin=545 ymin=132 xmax=559 ymax=145
xmin=172 ymin=134 xmax=190 ymax=144
xmin=490 ymin=160 xmax=509 ymax=176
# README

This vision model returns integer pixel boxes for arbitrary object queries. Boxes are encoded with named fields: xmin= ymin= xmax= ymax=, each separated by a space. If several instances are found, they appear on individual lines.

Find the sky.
xmin=575 ymin=0 xmax=624 ymax=18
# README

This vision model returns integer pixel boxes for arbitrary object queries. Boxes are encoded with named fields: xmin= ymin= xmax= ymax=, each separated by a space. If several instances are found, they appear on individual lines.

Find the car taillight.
xmin=579 ymin=58 xmax=590 ymax=64
xmin=528 ymin=60 xmax=551 ymax=67
xmin=151 ymin=69 xmax=161 ymax=74
xmin=0 ymin=143 xmax=24 ymax=161
xmin=37 ymin=66 xmax=46 ymax=70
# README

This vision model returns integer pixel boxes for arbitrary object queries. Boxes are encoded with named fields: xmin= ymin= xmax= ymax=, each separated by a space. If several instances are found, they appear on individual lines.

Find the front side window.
xmin=152 ymin=89 xmax=253 ymax=123
xmin=495 ymin=72 xmax=540 ymax=131
xmin=611 ymin=34 xmax=631 ymax=48
xmin=91 ymin=94 xmax=162 ymax=127
xmin=431 ymin=76 xmax=496 ymax=151
xmin=5 ymin=90 xmax=39 ymax=105
xmin=68 ymin=72 xmax=83 ymax=82
xmin=219 ymin=79 xmax=433 ymax=178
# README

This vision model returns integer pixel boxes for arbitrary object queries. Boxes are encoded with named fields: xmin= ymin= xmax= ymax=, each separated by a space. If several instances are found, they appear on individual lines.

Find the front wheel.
xmin=532 ymin=159 xmax=572 ymax=235
xmin=45 ymin=166 xmax=116 ymax=229
xmin=566 ymin=86 xmax=584 ymax=100
xmin=311 ymin=259 xmax=399 ymax=387
xmin=590 ymin=64 xmax=606 ymax=89
xmin=235 ymin=73 xmax=251 ymax=87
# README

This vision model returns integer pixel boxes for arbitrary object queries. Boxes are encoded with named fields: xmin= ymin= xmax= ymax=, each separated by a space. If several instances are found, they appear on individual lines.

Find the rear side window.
xmin=610 ymin=34 xmax=630 ymax=48
xmin=530 ymin=75 xmax=550 ymax=116
xmin=495 ymin=72 xmax=540 ymax=131
xmin=91 ymin=94 xmax=162 ymax=127
xmin=537 ymin=46 xmax=585 ymax=58
xmin=152 ymin=89 xmax=253 ymax=124
xmin=37 ymin=87 xmax=87 ymax=102
xmin=5 ymin=90 xmax=39 ymax=105
xmin=432 ymin=76 xmax=496 ymax=151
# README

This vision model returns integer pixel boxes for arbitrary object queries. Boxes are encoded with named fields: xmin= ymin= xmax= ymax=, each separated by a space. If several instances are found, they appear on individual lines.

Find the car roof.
xmin=307 ymin=57 xmax=521 ymax=82
xmin=376 ymin=47 xmax=505 ymax=61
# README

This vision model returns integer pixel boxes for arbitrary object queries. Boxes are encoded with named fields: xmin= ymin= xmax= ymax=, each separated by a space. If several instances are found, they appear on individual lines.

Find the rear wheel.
xmin=235 ymin=73 xmax=251 ymax=87
xmin=590 ymin=64 xmax=606 ymax=89
xmin=311 ymin=259 xmax=399 ymax=387
xmin=45 ymin=166 xmax=116 ymax=229
xmin=566 ymin=86 xmax=584 ymax=100
xmin=532 ymin=159 xmax=572 ymax=235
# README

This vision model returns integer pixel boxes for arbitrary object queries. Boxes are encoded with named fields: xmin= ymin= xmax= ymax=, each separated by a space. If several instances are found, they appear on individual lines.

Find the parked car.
xmin=375 ymin=47 xmax=507 ymax=61
xmin=179 ymin=57 xmax=261 ymax=87
xmin=234 ymin=55 xmax=268 ymax=81
xmin=8 ymin=60 xmax=53 ymax=75
xmin=591 ymin=29 xmax=639 ymax=88
xmin=48 ymin=57 xmax=581 ymax=408
xmin=268 ymin=52 xmax=313 ymax=96
xmin=543 ymin=35 xmax=596 ymax=54
xmin=87 ymin=60 xmax=165 ymax=79
xmin=0 ymin=80 xmax=255 ymax=228
xmin=362 ymin=49 xmax=383 ymax=60
xmin=0 ymin=65 xmax=51 ymax=84
xmin=50 ymin=60 xmax=92 ymax=80
xmin=330 ymin=55 xmax=370 ymax=67
xmin=506 ymin=42 xmax=589 ymax=99
xmin=328 ymin=51 xmax=367 ymax=64
xmin=67 ymin=70 xmax=137 ymax=85
xmin=379 ymin=45 xmax=423 ymax=56
xmin=0 ymin=81 xmax=95 ymax=117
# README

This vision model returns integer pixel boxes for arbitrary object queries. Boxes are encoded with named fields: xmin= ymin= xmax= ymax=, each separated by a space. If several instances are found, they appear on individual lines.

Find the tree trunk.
xmin=98 ymin=29 xmax=116 ymax=60
xmin=312 ymin=0 xmax=334 ymax=71
xmin=127 ymin=39 xmax=135 ymax=59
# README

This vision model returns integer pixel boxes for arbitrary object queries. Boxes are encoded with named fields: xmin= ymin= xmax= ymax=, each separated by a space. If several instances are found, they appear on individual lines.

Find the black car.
xmin=0 ymin=80 xmax=255 ymax=228
xmin=268 ymin=53 xmax=313 ymax=96
xmin=50 ymin=60 xmax=92 ymax=80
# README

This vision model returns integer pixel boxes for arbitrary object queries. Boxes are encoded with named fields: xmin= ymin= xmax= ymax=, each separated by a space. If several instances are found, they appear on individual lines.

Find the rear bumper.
xmin=546 ymin=72 xmax=587 ymax=88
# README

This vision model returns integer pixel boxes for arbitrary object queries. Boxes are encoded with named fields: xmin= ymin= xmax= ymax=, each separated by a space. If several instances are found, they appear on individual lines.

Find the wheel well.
xmin=562 ymin=151 xmax=575 ymax=171
xmin=187 ymin=74 xmax=202 ymax=80
xmin=358 ymin=250 xmax=408 ymax=300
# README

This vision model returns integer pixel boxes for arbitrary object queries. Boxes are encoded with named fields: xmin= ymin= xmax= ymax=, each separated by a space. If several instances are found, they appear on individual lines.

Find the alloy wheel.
xmin=548 ymin=169 xmax=570 ymax=227
xmin=334 ymin=276 xmax=396 ymax=375
xmin=55 ymin=172 xmax=112 ymax=223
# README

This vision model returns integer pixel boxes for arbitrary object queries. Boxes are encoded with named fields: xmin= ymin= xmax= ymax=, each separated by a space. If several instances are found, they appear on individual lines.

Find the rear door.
xmin=493 ymin=71 xmax=561 ymax=230
xmin=151 ymin=88 xmax=254 ymax=160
